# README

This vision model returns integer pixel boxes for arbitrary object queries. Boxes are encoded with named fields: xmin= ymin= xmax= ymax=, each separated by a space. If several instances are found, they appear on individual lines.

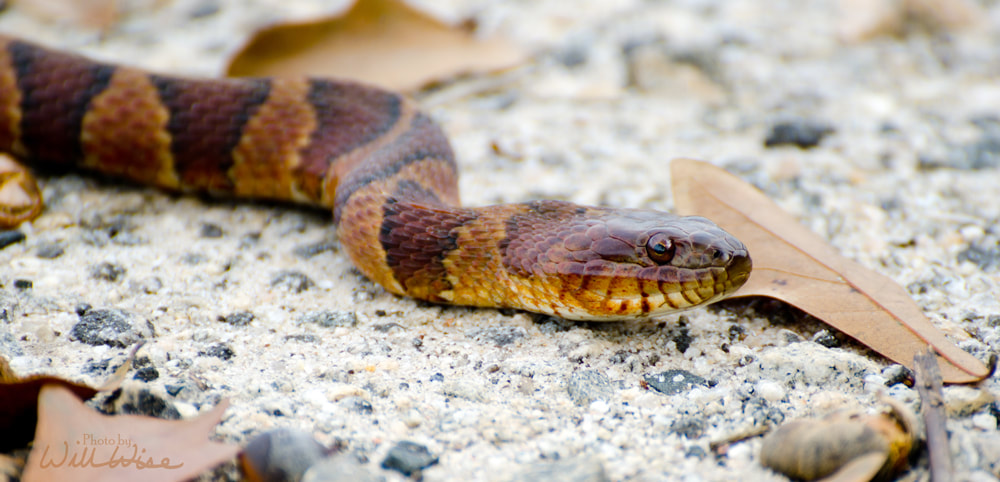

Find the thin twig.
xmin=913 ymin=348 xmax=953 ymax=482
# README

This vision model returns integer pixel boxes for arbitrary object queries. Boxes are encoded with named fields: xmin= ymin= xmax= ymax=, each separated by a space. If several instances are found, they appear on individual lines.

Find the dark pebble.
xmin=199 ymin=222 xmax=224 ymax=238
xmin=685 ymin=445 xmax=708 ymax=459
xmin=764 ymin=119 xmax=834 ymax=148
xmin=958 ymin=241 xmax=1000 ymax=271
xmin=338 ymin=396 xmax=374 ymax=414
xmin=465 ymin=325 xmax=527 ymax=347
xmin=165 ymin=384 xmax=184 ymax=397
xmin=566 ymin=369 xmax=614 ymax=406
xmin=35 ymin=242 xmax=64 ymax=259
xmin=293 ymin=240 xmax=338 ymax=259
xmin=271 ymin=270 xmax=315 ymax=293
xmin=242 ymin=428 xmax=328 ymax=482
xmin=284 ymin=333 xmax=320 ymax=343
xmin=811 ymin=329 xmax=840 ymax=348
xmin=508 ymin=456 xmax=608 ymax=482
xmin=118 ymin=389 xmax=181 ymax=419
xmin=89 ymin=262 xmax=126 ymax=282
xmin=298 ymin=310 xmax=358 ymax=328
xmin=644 ymin=369 xmax=707 ymax=396
xmin=381 ymin=441 xmax=438 ymax=477
xmin=743 ymin=397 xmax=784 ymax=426
xmin=71 ymin=308 xmax=151 ymax=348
xmin=133 ymin=366 xmax=159 ymax=382
xmin=882 ymin=364 xmax=913 ymax=386
xmin=202 ymin=343 xmax=235 ymax=361
xmin=429 ymin=372 xmax=445 ymax=382
xmin=671 ymin=316 xmax=693 ymax=353
xmin=671 ymin=416 xmax=706 ymax=439
xmin=0 ymin=230 xmax=25 ymax=249
xmin=219 ymin=311 xmax=255 ymax=326
xmin=13 ymin=279 xmax=31 ymax=291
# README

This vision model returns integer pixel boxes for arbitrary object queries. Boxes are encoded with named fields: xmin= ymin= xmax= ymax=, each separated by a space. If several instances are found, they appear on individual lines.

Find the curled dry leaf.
xmin=226 ymin=0 xmax=524 ymax=92
xmin=670 ymin=158 xmax=989 ymax=384
xmin=0 ymin=344 xmax=139 ymax=451
xmin=22 ymin=385 xmax=238 ymax=482
xmin=759 ymin=397 xmax=917 ymax=481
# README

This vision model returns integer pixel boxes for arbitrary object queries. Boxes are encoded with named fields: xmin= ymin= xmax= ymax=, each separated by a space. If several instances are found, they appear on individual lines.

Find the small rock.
xmin=293 ymin=240 xmax=338 ymax=259
xmin=671 ymin=416 xmax=706 ymax=439
xmin=764 ymin=119 xmax=834 ymax=148
xmin=944 ymin=386 xmax=995 ymax=417
xmin=465 ymin=325 xmax=527 ymax=347
xmin=567 ymin=370 xmax=614 ymax=406
xmin=381 ymin=441 xmax=438 ymax=477
xmin=303 ymin=454 xmax=378 ymax=482
xmin=114 ymin=389 xmax=181 ymax=419
xmin=0 ymin=327 xmax=23 ymax=356
xmin=71 ymin=308 xmax=152 ymax=348
xmin=133 ymin=366 xmax=159 ymax=382
xmin=202 ymin=343 xmax=235 ymax=361
xmin=89 ymin=262 xmax=126 ymax=282
xmin=958 ymin=242 xmax=1000 ymax=271
xmin=299 ymin=310 xmax=358 ymax=328
xmin=506 ymin=456 xmax=609 ymax=482
xmin=271 ymin=270 xmax=315 ymax=293
xmin=811 ymin=329 xmax=840 ymax=348
xmin=199 ymin=222 xmax=224 ymax=238
xmin=0 ymin=230 xmax=25 ymax=249
xmin=35 ymin=242 xmax=64 ymax=259
xmin=882 ymin=364 xmax=912 ymax=386
xmin=644 ymin=369 xmax=707 ymax=396
xmin=284 ymin=333 xmax=320 ymax=343
xmin=13 ymin=279 xmax=31 ymax=290
xmin=219 ymin=311 xmax=254 ymax=327
xmin=338 ymin=396 xmax=373 ymax=414
xmin=242 ymin=428 xmax=328 ymax=482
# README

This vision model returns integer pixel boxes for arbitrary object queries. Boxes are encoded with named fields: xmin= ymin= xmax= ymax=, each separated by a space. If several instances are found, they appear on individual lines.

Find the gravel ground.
xmin=1 ymin=0 xmax=999 ymax=480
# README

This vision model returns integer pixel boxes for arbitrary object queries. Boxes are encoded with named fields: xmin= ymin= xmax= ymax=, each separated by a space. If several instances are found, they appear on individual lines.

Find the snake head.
xmin=502 ymin=202 xmax=751 ymax=320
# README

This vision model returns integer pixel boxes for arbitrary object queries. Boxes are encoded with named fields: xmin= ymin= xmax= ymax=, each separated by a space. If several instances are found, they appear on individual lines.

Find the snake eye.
xmin=646 ymin=234 xmax=675 ymax=265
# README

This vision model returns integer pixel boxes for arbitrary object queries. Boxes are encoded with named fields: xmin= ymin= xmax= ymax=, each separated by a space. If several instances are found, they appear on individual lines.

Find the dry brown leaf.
xmin=0 ymin=345 xmax=139 ymax=451
xmin=670 ymin=158 xmax=989 ymax=384
xmin=9 ymin=0 xmax=120 ymax=30
xmin=22 ymin=385 xmax=238 ymax=482
xmin=226 ymin=0 xmax=524 ymax=92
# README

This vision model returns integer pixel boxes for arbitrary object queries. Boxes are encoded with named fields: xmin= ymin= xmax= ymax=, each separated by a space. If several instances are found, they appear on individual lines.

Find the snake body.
xmin=0 ymin=36 xmax=750 ymax=320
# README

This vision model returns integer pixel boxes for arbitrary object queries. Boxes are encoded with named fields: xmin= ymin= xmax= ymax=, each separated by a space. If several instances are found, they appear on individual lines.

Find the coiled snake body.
xmin=0 ymin=36 xmax=750 ymax=320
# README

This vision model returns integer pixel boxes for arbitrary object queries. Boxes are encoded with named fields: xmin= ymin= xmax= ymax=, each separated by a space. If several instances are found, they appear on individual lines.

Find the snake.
xmin=0 ymin=35 xmax=751 ymax=321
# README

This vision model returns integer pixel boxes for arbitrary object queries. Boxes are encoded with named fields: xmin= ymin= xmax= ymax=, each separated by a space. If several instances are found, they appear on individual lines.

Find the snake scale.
xmin=0 ymin=36 xmax=751 ymax=320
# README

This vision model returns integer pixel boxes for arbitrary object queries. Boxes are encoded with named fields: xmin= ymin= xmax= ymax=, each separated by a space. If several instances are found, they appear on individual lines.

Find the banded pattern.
xmin=0 ymin=35 xmax=751 ymax=320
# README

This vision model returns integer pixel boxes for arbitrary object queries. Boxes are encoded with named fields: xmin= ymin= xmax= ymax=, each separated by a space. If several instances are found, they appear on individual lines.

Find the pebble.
xmin=34 ymin=242 xmax=64 ymax=259
xmin=88 ymin=262 xmax=127 ymax=282
xmin=241 ymin=428 xmax=328 ymax=482
xmin=465 ymin=325 xmax=527 ymax=346
xmin=566 ymin=369 xmax=614 ymax=406
xmin=944 ymin=386 xmax=995 ymax=417
xmin=670 ymin=416 xmax=706 ymax=439
xmin=293 ymin=240 xmax=338 ymax=259
xmin=270 ymin=270 xmax=315 ymax=293
xmin=381 ymin=441 xmax=438 ymax=477
xmin=763 ymin=119 xmax=835 ymax=148
xmin=201 ymin=343 xmax=235 ymax=361
xmin=298 ymin=310 xmax=358 ymax=328
xmin=505 ymin=456 xmax=609 ymax=482
xmin=0 ymin=230 xmax=24 ymax=249
xmin=199 ymin=222 xmax=224 ymax=238
xmin=219 ymin=311 xmax=255 ymax=327
xmin=110 ymin=389 xmax=181 ymax=419
xmin=644 ymin=369 xmax=707 ymax=396
xmin=70 ymin=308 xmax=152 ymax=348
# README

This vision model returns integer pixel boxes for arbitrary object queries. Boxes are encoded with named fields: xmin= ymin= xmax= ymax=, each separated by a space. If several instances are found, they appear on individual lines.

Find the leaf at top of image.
xmin=226 ymin=0 xmax=525 ymax=92
xmin=670 ymin=158 xmax=990 ymax=384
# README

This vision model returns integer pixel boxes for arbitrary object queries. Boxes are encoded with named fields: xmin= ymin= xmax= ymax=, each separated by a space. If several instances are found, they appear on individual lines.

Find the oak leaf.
xmin=226 ymin=0 xmax=524 ymax=92
xmin=22 ymin=385 xmax=238 ymax=482
xmin=670 ymin=158 xmax=989 ymax=383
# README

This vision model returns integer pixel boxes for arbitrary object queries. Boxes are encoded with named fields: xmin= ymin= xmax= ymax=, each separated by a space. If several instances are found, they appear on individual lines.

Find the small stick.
xmin=913 ymin=347 xmax=953 ymax=482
